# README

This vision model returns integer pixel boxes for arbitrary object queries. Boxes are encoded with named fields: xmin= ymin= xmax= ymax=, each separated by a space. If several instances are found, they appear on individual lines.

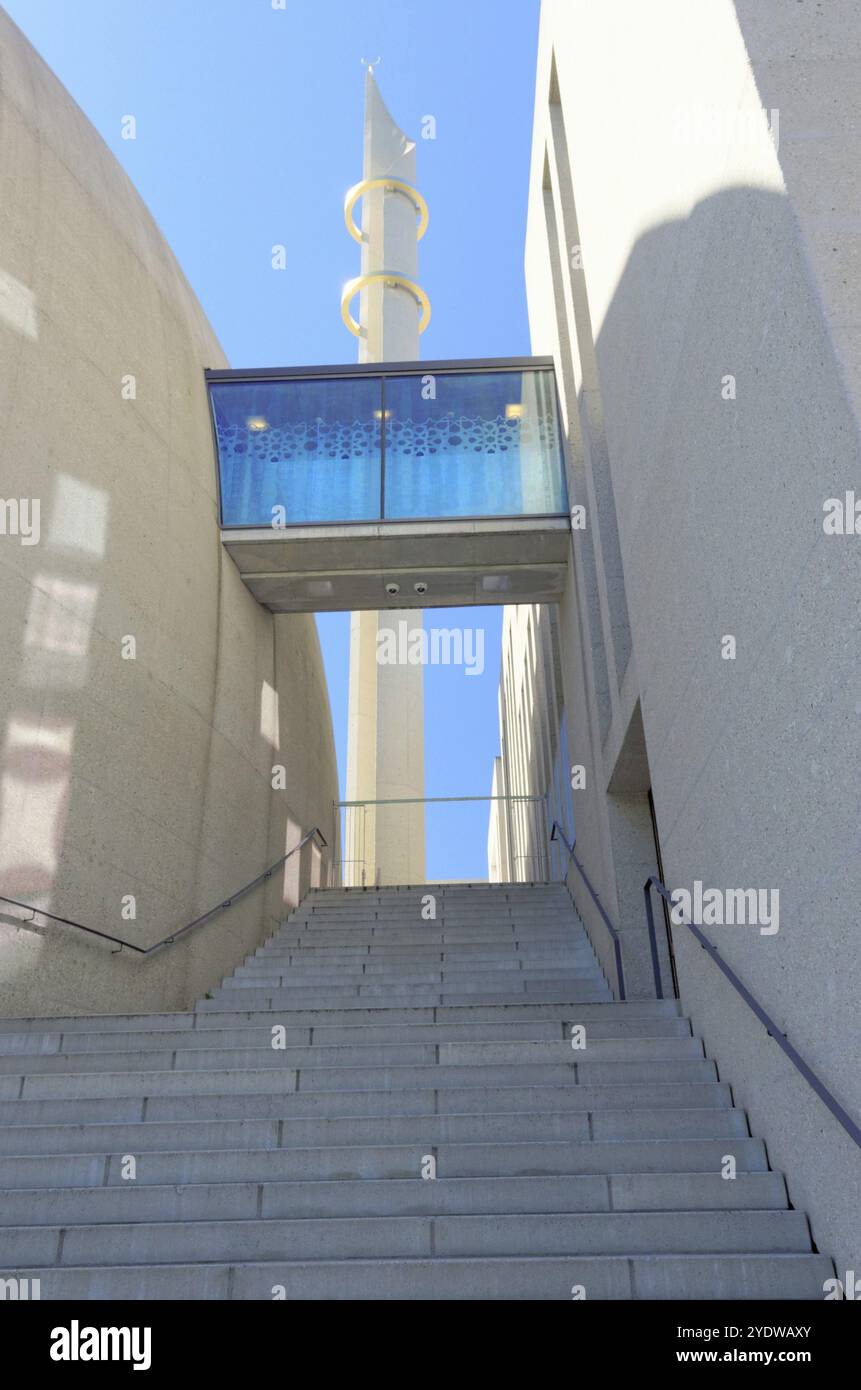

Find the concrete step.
xmin=297 ymin=907 xmax=576 ymax=920
xmin=294 ymin=916 xmax=579 ymax=930
xmin=0 ymin=1106 xmax=752 ymax=1157
xmin=220 ymin=968 xmax=603 ymax=990
xmin=0 ymin=1036 xmax=707 ymax=1077
xmin=301 ymin=894 xmax=570 ymax=906
xmin=281 ymin=926 xmax=582 ymax=943
xmin=0 ymin=1208 xmax=814 ymax=1267
xmin=0 ymin=1081 xmax=737 ymax=1126
xmin=0 ymin=999 xmax=683 ymax=1034
xmin=0 ymin=1057 xmax=719 ymax=1100
xmin=251 ymin=949 xmax=597 ymax=968
xmin=0 ymin=878 xmax=828 ymax=1303
xmin=200 ymin=984 xmax=614 ymax=1009
xmin=9 ymin=1252 xmax=833 ymax=1300
xmin=244 ymin=949 xmax=598 ymax=970
xmin=0 ymin=1136 xmax=770 ymax=1187
xmin=300 ymin=894 xmax=570 ymax=906
xmin=267 ymin=937 xmax=587 ymax=956
xmin=284 ymin=912 xmax=579 ymax=923
xmin=0 ymin=1172 xmax=789 ymax=1226
xmin=306 ymin=886 xmax=570 ymax=896
xmin=15 ymin=1249 xmax=838 ymax=1299
xmin=242 ymin=948 xmax=598 ymax=965
xmin=0 ymin=1036 xmax=705 ymax=1076
xmin=0 ymin=1016 xmax=693 ymax=1057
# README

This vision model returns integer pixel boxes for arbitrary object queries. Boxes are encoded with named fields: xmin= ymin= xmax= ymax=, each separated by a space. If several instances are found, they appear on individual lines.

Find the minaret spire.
xmin=343 ymin=72 xmax=429 ymax=886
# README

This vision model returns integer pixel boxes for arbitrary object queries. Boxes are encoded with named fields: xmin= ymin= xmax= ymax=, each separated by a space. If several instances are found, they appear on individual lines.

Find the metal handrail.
xmin=336 ymin=794 xmax=545 ymax=807
xmin=337 ymin=794 xmax=548 ymax=889
xmin=644 ymin=874 xmax=861 ymax=1152
xmin=550 ymin=821 xmax=625 ymax=1000
xmin=0 ymin=827 xmax=327 ymax=958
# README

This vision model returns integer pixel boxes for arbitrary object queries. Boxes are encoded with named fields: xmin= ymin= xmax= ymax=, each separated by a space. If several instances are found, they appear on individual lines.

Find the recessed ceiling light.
xmin=505 ymin=403 xmax=523 ymax=420
xmin=373 ymin=409 xmax=393 ymax=420
xmin=247 ymin=416 xmax=269 ymax=432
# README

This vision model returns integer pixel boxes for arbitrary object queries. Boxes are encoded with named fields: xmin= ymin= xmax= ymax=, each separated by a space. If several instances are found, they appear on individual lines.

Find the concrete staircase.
xmin=0 ymin=883 xmax=832 ymax=1299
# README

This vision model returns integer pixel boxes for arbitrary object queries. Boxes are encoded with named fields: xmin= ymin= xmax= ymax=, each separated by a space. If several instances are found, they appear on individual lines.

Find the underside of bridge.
xmin=209 ymin=357 xmax=571 ymax=613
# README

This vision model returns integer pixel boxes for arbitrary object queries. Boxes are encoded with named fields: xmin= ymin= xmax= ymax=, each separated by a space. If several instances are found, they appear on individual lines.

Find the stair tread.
xmin=0 ymin=883 xmax=830 ymax=1298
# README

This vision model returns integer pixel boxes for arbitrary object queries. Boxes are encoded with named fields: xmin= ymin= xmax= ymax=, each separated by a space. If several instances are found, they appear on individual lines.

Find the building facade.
xmin=520 ymin=0 xmax=861 ymax=1276
xmin=0 ymin=9 xmax=339 ymax=1017
xmin=1 ymin=0 xmax=858 ymax=1294
xmin=488 ymin=604 xmax=573 ymax=886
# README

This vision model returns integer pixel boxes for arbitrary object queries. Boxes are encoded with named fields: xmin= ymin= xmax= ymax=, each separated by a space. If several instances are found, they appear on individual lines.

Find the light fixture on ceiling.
xmin=246 ymin=416 xmax=269 ymax=432
xmin=505 ymin=403 xmax=524 ymax=421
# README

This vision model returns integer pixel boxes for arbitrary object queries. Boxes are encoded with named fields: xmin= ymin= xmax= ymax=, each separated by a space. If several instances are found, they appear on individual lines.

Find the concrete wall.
xmin=0 ymin=10 xmax=339 ymax=1016
xmin=527 ymin=0 xmax=861 ymax=1276
xmin=489 ymin=604 xmax=569 ymax=887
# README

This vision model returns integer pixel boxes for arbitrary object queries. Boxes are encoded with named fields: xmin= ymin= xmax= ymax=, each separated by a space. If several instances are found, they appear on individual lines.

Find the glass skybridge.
xmin=207 ymin=358 xmax=571 ymax=612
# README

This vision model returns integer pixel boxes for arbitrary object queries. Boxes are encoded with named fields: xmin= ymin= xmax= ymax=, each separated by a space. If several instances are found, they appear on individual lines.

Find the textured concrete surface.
xmin=525 ymin=0 xmax=861 ymax=1273
xmin=0 ymin=10 xmax=339 ymax=1016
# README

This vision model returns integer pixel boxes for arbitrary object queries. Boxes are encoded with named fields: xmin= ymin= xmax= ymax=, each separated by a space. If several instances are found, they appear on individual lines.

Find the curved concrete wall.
xmin=0 ymin=10 xmax=339 ymax=1016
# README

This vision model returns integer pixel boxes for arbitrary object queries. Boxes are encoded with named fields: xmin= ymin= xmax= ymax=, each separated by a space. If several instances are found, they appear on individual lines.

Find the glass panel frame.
xmin=382 ymin=369 xmax=566 ymax=521
xmin=210 ymin=376 xmax=383 ymax=527
xmin=209 ymin=364 xmax=568 ymax=529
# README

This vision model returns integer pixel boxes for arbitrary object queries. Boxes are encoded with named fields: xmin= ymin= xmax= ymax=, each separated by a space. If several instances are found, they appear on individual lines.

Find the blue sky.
xmin=7 ymin=0 xmax=541 ymax=878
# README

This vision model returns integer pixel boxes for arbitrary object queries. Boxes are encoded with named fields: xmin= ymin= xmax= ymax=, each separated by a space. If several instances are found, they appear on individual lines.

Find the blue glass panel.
xmin=383 ymin=370 xmax=567 ymax=519
xmin=211 ymin=378 xmax=382 ymax=526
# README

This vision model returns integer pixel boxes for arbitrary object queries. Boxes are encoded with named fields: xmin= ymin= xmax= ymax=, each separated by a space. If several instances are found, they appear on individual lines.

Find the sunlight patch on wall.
xmin=0 ymin=716 xmax=73 ymax=913
xmin=48 ymin=475 xmax=109 ymax=558
xmin=0 ymin=268 xmax=37 ymax=339
xmin=22 ymin=576 xmax=98 ymax=687
xmin=260 ymin=679 xmax=280 ymax=749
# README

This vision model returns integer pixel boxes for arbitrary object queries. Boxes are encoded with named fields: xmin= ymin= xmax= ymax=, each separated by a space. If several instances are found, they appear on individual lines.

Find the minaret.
xmin=342 ymin=68 xmax=429 ymax=886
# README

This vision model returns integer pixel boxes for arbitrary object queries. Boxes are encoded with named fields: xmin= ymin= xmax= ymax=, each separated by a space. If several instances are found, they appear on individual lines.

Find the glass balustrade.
xmin=209 ymin=363 xmax=567 ymax=528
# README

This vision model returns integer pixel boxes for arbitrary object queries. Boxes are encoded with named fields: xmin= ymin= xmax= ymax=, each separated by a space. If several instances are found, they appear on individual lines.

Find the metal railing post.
xmin=643 ymin=879 xmax=664 ymax=999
